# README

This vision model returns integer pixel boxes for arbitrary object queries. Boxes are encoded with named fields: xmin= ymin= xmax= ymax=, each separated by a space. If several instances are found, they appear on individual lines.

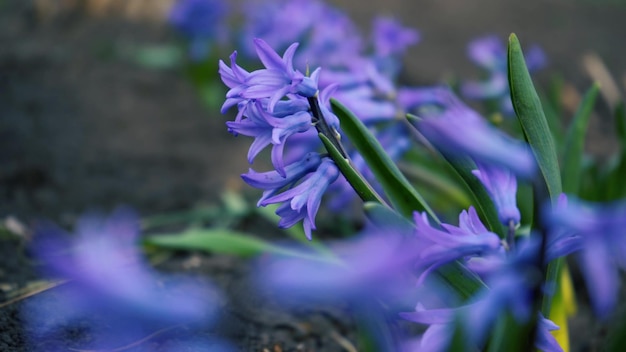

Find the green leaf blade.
xmin=318 ymin=133 xmax=385 ymax=205
xmin=508 ymin=33 xmax=562 ymax=199
xmin=562 ymin=83 xmax=600 ymax=194
xmin=330 ymin=99 xmax=439 ymax=223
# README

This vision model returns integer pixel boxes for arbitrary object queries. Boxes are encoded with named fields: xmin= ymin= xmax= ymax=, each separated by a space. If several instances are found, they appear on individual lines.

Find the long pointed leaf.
xmin=509 ymin=35 xmax=568 ymax=337
xmin=330 ymin=99 xmax=439 ymax=223
xmin=508 ymin=33 xmax=562 ymax=199
xmin=562 ymin=83 xmax=600 ymax=194
xmin=144 ymin=228 xmax=335 ymax=262
xmin=318 ymin=133 xmax=386 ymax=205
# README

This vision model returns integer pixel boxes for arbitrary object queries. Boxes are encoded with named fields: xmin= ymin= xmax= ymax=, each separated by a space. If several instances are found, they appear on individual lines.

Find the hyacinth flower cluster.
xmin=25 ymin=208 xmax=231 ymax=351
xmin=220 ymin=38 xmax=344 ymax=239
xmin=237 ymin=0 xmax=423 ymax=208
xmin=461 ymin=35 xmax=547 ymax=116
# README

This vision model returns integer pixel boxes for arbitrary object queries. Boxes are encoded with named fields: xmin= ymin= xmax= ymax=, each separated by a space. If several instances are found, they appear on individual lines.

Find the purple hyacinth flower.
xmin=240 ymin=0 xmax=320 ymax=57
xmin=226 ymin=101 xmax=312 ymax=176
xmin=372 ymin=17 xmax=420 ymax=58
xmin=547 ymin=195 xmax=626 ymax=318
xmin=219 ymin=51 xmax=251 ymax=121
xmin=472 ymin=161 xmax=521 ymax=225
xmin=31 ymin=208 xmax=218 ymax=320
xmin=243 ymin=39 xmax=319 ymax=111
xmin=25 ymin=208 xmax=222 ymax=349
xmin=413 ymin=88 xmax=536 ymax=177
xmin=461 ymin=72 xmax=508 ymax=100
xmin=259 ymin=227 xmax=420 ymax=301
xmin=398 ymin=303 xmax=456 ymax=352
xmin=169 ymin=0 xmax=229 ymax=59
xmin=467 ymin=35 xmax=506 ymax=70
xmin=334 ymin=86 xmax=397 ymax=124
xmin=241 ymin=152 xmax=322 ymax=205
xmin=169 ymin=0 xmax=228 ymax=39
xmin=401 ymin=302 xmax=562 ymax=352
xmin=261 ymin=157 xmax=340 ymax=239
xmin=413 ymin=207 xmax=502 ymax=284
xmin=402 ymin=237 xmax=562 ymax=351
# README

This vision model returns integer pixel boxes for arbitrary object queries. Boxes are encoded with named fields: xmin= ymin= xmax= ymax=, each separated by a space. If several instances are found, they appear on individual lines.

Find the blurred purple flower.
xmin=401 ymin=303 xmax=561 ymax=352
xmin=372 ymin=17 xmax=420 ymax=58
xmin=410 ymin=87 xmax=536 ymax=177
xmin=461 ymin=34 xmax=546 ymax=116
xmin=371 ymin=16 xmax=419 ymax=77
xmin=401 ymin=237 xmax=562 ymax=351
xmin=546 ymin=195 xmax=626 ymax=318
xmin=242 ymin=0 xmax=363 ymax=70
xmin=26 ymin=208 xmax=222 ymax=349
xmin=472 ymin=161 xmax=521 ymax=225
xmin=259 ymin=228 xmax=420 ymax=301
xmin=240 ymin=0 xmax=321 ymax=57
xmin=413 ymin=207 xmax=502 ymax=284
xmin=168 ymin=0 xmax=229 ymax=59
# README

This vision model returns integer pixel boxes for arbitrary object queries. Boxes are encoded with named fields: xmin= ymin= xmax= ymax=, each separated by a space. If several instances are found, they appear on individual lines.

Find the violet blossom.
xmin=472 ymin=161 xmax=521 ymax=226
xmin=408 ymin=87 xmax=536 ymax=177
xmin=546 ymin=195 xmax=626 ymax=318
xmin=262 ymin=158 xmax=340 ymax=240
xmin=413 ymin=206 xmax=503 ymax=284
xmin=401 ymin=237 xmax=562 ymax=351
xmin=25 ymin=208 xmax=223 ymax=350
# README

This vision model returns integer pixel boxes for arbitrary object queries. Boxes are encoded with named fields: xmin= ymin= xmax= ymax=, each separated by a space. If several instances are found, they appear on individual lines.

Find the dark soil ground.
xmin=1 ymin=0 xmax=626 ymax=350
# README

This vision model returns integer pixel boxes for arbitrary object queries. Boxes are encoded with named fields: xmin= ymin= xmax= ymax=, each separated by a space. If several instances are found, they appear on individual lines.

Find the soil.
xmin=1 ymin=0 xmax=625 ymax=350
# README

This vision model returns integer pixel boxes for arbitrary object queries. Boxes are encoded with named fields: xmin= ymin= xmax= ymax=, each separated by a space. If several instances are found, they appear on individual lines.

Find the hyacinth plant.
xmin=18 ymin=1 xmax=626 ymax=351
xmin=211 ymin=9 xmax=626 ymax=352
xmin=160 ymin=0 xmax=626 ymax=350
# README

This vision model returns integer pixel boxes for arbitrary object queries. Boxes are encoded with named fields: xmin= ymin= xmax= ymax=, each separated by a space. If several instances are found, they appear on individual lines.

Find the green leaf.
xmin=144 ymin=228 xmax=333 ymax=262
xmin=318 ymin=133 xmax=386 ymax=205
xmin=508 ymin=33 xmax=562 ymax=200
xmin=398 ymin=161 xmax=471 ymax=208
xmin=561 ymin=83 xmax=600 ymax=194
xmin=509 ymin=33 xmax=565 ymax=326
xmin=330 ymin=99 xmax=439 ymax=223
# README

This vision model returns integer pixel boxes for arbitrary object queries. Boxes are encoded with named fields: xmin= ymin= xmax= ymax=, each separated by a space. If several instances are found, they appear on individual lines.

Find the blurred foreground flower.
xmin=24 ymin=208 xmax=229 ymax=351
xmin=409 ymin=87 xmax=536 ymax=177
xmin=547 ymin=195 xmax=626 ymax=318
xmin=401 ymin=238 xmax=562 ymax=352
